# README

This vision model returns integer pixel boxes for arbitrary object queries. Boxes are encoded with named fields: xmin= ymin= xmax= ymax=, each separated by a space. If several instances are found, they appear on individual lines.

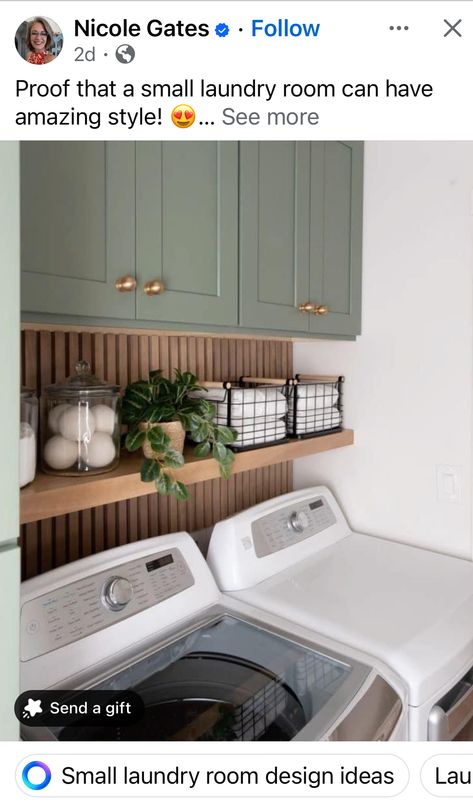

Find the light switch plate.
xmin=436 ymin=464 xmax=463 ymax=504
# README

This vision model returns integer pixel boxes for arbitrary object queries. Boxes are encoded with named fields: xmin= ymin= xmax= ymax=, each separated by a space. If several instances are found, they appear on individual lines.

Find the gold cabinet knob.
xmin=315 ymin=305 xmax=328 ymax=315
xmin=143 ymin=280 xmax=165 ymax=296
xmin=298 ymin=302 xmax=316 ymax=313
xmin=115 ymin=275 xmax=137 ymax=292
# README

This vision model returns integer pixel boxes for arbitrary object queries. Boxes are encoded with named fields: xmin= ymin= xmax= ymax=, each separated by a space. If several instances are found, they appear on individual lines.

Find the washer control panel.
xmin=251 ymin=496 xmax=336 ymax=557
xmin=21 ymin=547 xmax=194 ymax=661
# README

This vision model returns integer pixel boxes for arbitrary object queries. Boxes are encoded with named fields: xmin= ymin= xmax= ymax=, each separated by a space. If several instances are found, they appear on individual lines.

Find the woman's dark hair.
xmin=26 ymin=17 xmax=54 ymax=52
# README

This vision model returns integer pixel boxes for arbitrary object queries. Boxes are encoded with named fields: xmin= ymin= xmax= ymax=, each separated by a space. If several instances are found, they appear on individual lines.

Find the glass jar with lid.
xmin=20 ymin=388 xmax=38 ymax=488
xmin=41 ymin=361 xmax=121 ymax=476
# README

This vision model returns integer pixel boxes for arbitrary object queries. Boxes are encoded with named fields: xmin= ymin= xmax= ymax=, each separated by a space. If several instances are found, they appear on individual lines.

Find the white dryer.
xmin=207 ymin=486 xmax=473 ymax=741
xmin=21 ymin=530 xmax=404 ymax=741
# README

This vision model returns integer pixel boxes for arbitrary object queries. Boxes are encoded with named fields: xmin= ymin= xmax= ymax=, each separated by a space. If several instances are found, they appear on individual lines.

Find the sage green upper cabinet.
xmin=21 ymin=141 xmax=362 ymax=338
xmin=21 ymin=142 xmax=135 ymax=319
xmin=239 ymin=141 xmax=363 ymax=336
xmin=136 ymin=142 xmax=238 ymax=326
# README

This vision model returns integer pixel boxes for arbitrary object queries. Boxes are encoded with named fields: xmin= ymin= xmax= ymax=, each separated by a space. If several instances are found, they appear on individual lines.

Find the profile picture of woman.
xmin=15 ymin=16 xmax=63 ymax=64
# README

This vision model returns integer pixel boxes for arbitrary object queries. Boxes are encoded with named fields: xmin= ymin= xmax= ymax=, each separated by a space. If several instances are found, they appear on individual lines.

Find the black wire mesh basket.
xmin=286 ymin=375 xmax=344 ymax=439
xmin=201 ymin=378 xmax=292 ymax=451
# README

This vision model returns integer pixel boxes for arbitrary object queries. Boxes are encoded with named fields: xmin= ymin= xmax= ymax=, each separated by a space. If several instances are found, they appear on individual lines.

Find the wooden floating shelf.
xmin=20 ymin=430 xmax=354 ymax=524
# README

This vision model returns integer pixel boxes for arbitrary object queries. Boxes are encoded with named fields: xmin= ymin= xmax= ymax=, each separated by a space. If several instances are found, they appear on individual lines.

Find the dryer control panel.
xmin=252 ymin=496 xmax=336 ymax=557
xmin=208 ymin=486 xmax=351 ymax=591
xmin=21 ymin=547 xmax=194 ymax=661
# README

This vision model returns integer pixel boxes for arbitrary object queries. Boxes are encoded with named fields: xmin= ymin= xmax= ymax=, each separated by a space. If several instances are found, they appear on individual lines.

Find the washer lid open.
xmin=42 ymin=615 xmax=366 ymax=742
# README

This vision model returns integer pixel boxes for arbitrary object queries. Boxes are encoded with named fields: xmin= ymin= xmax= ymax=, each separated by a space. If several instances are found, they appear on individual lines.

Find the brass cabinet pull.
xmin=298 ymin=302 xmax=328 ymax=315
xmin=115 ymin=275 xmax=137 ymax=292
xmin=143 ymin=280 xmax=165 ymax=296
xmin=298 ymin=302 xmax=316 ymax=313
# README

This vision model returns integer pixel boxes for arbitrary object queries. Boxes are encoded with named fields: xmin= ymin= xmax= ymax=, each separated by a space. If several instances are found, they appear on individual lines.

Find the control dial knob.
xmin=287 ymin=510 xmax=309 ymax=534
xmin=102 ymin=576 xmax=133 ymax=611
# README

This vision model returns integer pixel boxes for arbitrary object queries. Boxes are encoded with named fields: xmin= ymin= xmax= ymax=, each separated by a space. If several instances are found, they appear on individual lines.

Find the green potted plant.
xmin=122 ymin=369 xmax=237 ymax=500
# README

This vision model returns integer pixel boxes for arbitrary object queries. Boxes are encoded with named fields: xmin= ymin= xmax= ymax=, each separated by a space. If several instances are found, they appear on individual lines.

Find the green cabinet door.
xmin=21 ymin=142 xmax=135 ymax=319
xmin=239 ymin=142 xmax=311 ymax=333
xmin=136 ymin=142 xmax=238 ymax=326
xmin=239 ymin=141 xmax=363 ymax=337
xmin=308 ymin=141 xmax=363 ymax=336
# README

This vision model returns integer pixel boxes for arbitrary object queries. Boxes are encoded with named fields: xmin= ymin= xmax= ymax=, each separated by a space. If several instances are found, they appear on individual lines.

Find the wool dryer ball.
xmin=81 ymin=432 xmax=116 ymax=468
xmin=92 ymin=404 xmax=116 ymax=435
xmin=59 ymin=405 xmax=96 ymax=442
xmin=48 ymin=403 xmax=70 ymax=434
xmin=44 ymin=435 xmax=78 ymax=470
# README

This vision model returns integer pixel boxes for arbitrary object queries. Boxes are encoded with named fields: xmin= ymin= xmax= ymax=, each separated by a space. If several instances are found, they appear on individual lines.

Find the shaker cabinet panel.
xmin=239 ymin=142 xmax=311 ymax=333
xmin=21 ymin=142 xmax=135 ymax=319
xmin=239 ymin=141 xmax=363 ymax=337
xmin=308 ymin=141 xmax=363 ymax=336
xmin=136 ymin=142 xmax=238 ymax=326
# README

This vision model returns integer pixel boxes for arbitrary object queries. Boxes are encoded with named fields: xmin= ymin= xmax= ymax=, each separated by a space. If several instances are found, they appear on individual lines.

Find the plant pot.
xmin=139 ymin=420 xmax=185 ymax=459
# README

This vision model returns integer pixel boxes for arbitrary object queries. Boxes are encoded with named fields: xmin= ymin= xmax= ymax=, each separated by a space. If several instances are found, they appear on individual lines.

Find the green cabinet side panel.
xmin=136 ymin=142 xmax=238 ymax=326
xmin=239 ymin=142 xmax=310 ymax=332
xmin=21 ymin=142 xmax=135 ymax=319
xmin=309 ymin=141 xmax=363 ymax=336
xmin=0 ymin=546 xmax=20 ymax=739
xmin=1 ymin=143 xmax=19 ymax=546
xmin=0 ymin=142 xmax=20 ymax=739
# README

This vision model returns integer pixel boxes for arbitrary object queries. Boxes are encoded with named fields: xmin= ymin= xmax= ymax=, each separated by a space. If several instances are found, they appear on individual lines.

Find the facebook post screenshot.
xmin=1 ymin=0 xmax=473 ymax=799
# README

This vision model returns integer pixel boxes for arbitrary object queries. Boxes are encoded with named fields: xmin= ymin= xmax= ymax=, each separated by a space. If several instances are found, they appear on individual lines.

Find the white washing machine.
xmin=21 ymin=530 xmax=404 ymax=742
xmin=207 ymin=486 xmax=473 ymax=741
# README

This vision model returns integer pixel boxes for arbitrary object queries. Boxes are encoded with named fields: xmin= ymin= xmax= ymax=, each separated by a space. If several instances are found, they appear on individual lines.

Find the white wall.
xmin=294 ymin=142 xmax=473 ymax=559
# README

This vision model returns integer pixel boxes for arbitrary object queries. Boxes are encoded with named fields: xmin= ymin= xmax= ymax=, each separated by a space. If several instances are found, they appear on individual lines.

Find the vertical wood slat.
xmin=205 ymin=338 xmax=213 ymax=379
xmin=68 ymin=333 xmax=80 ymax=377
xmin=20 ymin=327 xmax=294 ymax=579
xmin=68 ymin=512 xmax=80 ymax=564
xmin=81 ymin=509 xmax=92 ymax=559
xmin=148 ymin=495 xmax=159 ymax=539
xmin=54 ymin=515 xmax=67 ymax=569
xmin=128 ymin=498 xmax=139 ymax=543
xmin=212 ymin=339 xmax=222 ymax=382
xmin=23 ymin=330 xmax=37 ymax=389
xmin=118 ymin=500 xmax=128 ymax=545
xmin=138 ymin=335 xmax=149 ymax=380
xmin=54 ymin=331 xmax=67 ymax=384
xmin=80 ymin=331 xmax=92 ymax=370
xmin=149 ymin=334 xmax=159 ymax=373
xmin=159 ymin=336 xmax=170 ymax=379
xmin=197 ymin=338 xmax=206 ymax=381
xmin=138 ymin=497 xmax=149 ymax=541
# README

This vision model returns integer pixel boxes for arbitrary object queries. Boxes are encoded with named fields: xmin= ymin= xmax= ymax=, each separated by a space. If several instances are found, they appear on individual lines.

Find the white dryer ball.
xmin=44 ymin=435 xmax=78 ymax=470
xmin=81 ymin=432 xmax=116 ymax=468
xmin=92 ymin=404 xmax=116 ymax=435
xmin=48 ymin=403 xmax=70 ymax=434
xmin=59 ymin=405 xmax=96 ymax=443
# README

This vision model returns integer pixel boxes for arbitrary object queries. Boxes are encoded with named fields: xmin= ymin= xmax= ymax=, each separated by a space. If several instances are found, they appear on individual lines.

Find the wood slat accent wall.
xmin=21 ymin=327 xmax=294 ymax=580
